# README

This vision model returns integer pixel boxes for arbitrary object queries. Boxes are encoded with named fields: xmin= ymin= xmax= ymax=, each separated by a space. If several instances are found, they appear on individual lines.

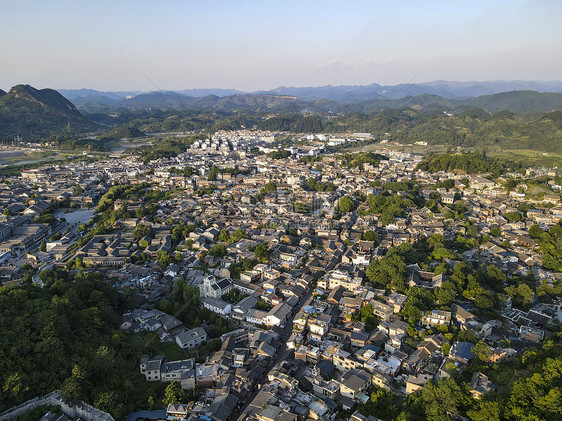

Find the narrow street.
xmin=233 ymin=287 xmax=315 ymax=420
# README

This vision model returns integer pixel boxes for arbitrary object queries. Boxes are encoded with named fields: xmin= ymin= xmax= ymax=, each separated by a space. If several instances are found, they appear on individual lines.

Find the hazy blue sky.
xmin=1 ymin=0 xmax=561 ymax=91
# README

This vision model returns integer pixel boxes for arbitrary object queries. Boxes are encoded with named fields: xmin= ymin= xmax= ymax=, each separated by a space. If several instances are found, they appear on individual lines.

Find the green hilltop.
xmin=0 ymin=85 xmax=94 ymax=140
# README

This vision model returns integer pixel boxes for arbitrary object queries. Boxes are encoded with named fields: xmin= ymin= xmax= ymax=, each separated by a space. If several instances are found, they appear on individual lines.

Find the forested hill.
xmin=465 ymin=90 xmax=562 ymax=113
xmin=80 ymin=91 xmax=301 ymax=111
xmin=416 ymin=152 xmax=524 ymax=175
xmin=0 ymin=85 xmax=94 ymax=139
xmin=97 ymin=126 xmax=145 ymax=141
xmin=322 ymin=108 xmax=562 ymax=153
xmin=257 ymin=114 xmax=323 ymax=132
xmin=67 ymin=86 xmax=562 ymax=115
xmin=2 ymin=83 xmax=562 ymax=154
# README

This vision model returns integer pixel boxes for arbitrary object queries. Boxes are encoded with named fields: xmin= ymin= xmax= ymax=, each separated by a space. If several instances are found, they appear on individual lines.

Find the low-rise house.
xmin=326 ymin=269 xmax=362 ymax=292
xmin=386 ymin=293 xmax=407 ymax=313
xmin=449 ymin=341 xmax=474 ymax=364
xmin=339 ymin=368 xmax=372 ymax=400
xmin=333 ymin=350 xmax=360 ymax=372
xmin=469 ymin=372 xmax=496 ymax=399
xmin=232 ymin=296 xmax=259 ymax=320
xmin=264 ymin=302 xmax=292 ymax=327
xmin=370 ymin=368 xmax=392 ymax=390
xmin=490 ymin=347 xmax=517 ymax=363
xmin=202 ymin=296 xmax=232 ymax=315
xmin=388 ymin=320 xmax=409 ymax=339
xmin=451 ymin=303 xmax=477 ymax=326
xmin=327 ymin=286 xmax=344 ymax=305
xmin=140 ymin=355 xmax=163 ymax=381
xmin=519 ymin=325 xmax=544 ymax=343
xmin=246 ymin=308 xmax=267 ymax=325
xmin=406 ymin=373 xmax=434 ymax=394
xmin=422 ymin=310 xmax=451 ymax=326
xmin=161 ymin=358 xmax=196 ymax=382
xmin=350 ymin=332 xmax=369 ymax=348
xmin=308 ymin=314 xmax=331 ymax=340
xmin=166 ymin=404 xmax=189 ymax=420
xmin=371 ymin=301 xmax=393 ymax=321
xmin=175 ymin=327 xmax=208 ymax=349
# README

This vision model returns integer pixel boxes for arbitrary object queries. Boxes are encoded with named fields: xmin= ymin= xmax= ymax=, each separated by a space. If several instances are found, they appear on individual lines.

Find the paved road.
xmin=54 ymin=208 xmax=95 ymax=234
xmin=234 ymin=287 xmax=315 ymax=420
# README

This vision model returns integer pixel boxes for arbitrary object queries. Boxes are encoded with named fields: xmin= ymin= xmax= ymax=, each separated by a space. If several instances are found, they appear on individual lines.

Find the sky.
xmin=1 ymin=0 xmax=561 ymax=91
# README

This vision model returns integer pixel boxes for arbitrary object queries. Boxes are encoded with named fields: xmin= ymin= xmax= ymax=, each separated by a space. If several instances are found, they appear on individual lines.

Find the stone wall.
xmin=0 ymin=390 xmax=115 ymax=421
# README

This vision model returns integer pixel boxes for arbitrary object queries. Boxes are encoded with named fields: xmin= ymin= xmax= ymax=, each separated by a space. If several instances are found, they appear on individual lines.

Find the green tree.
xmin=472 ymin=340 xmax=491 ymax=363
xmin=419 ymin=377 xmax=470 ymax=421
xmin=218 ymin=229 xmax=231 ymax=243
xmin=489 ymin=226 xmax=501 ymax=237
xmin=366 ymin=253 xmax=406 ymax=291
xmin=208 ymin=166 xmax=219 ymax=181
xmin=133 ymin=224 xmax=152 ymax=240
xmin=506 ymin=283 xmax=534 ymax=310
xmin=2 ymin=372 xmax=29 ymax=404
xmin=467 ymin=401 xmax=501 ymax=421
xmin=402 ymin=302 xmax=422 ymax=324
xmin=231 ymin=229 xmax=247 ymax=243
xmin=504 ymin=211 xmax=524 ymax=222
xmin=362 ymin=230 xmax=379 ymax=243
xmin=529 ymin=224 xmax=543 ymax=238
xmin=337 ymin=195 xmax=355 ymax=213
xmin=437 ymin=281 xmax=457 ymax=305
xmin=209 ymin=244 xmax=227 ymax=258
xmin=62 ymin=365 xmax=87 ymax=402
xmin=94 ymin=391 xmax=122 ymax=418
xmin=254 ymin=243 xmax=270 ymax=262
xmin=262 ymin=182 xmax=277 ymax=194
xmin=163 ymin=381 xmax=187 ymax=406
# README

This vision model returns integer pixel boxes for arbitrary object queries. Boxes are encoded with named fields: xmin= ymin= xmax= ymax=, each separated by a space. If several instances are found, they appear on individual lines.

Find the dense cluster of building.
xmin=0 ymin=130 xmax=560 ymax=421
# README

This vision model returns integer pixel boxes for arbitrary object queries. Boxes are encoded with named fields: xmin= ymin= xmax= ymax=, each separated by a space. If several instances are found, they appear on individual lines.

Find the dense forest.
xmin=98 ymin=107 xmax=562 ymax=153
xmin=416 ymin=152 xmax=525 ymax=175
xmin=323 ymin=108 xmax=562 ymax=153
xmin=257 ymin=114 xmax=323 ymax=132
xmin=0 ymin=269 xmax=230 ymax=419
xmin=0 ymin=270 xmax=157 ymax=418
xmin=97 ymin=126 xmax=145 ymax=141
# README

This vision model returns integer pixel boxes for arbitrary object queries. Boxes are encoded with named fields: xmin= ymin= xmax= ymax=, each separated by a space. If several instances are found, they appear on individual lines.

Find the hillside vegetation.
xmin=1 ymin=84 xmax=562 ymax=154
xmin=416 ymin=152 xmax=525 ymax=175
xmin=97 ymin=126 xmax=145 ymax=141
xmin=325 ymin=108 xmax=562 ymax=152
xmin=0 ymin=85 xmax=94 ymax=139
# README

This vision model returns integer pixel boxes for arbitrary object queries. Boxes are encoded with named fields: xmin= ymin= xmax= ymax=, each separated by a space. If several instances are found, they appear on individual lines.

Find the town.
xmin=0 ymin=130 xmax=560 ymax=421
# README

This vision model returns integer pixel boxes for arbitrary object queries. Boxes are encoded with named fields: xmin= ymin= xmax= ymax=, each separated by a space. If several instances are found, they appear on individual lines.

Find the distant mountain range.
xmin=112 ymin=92 xmax=300 ymax=111
xmin=58 ymin=88 xmax=143 ymax=101
xmin=54 ymin=80 xmax=562 ymax=106
xmin=258 ymin=80 xmax=562 ymax=101
xmin=76 ymin=88 xmax=562 ymax=114
xmin=2 ymin=82 xmax=562 ymax=141
xmin=43 ymin=80 xmax=562 ymax=115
